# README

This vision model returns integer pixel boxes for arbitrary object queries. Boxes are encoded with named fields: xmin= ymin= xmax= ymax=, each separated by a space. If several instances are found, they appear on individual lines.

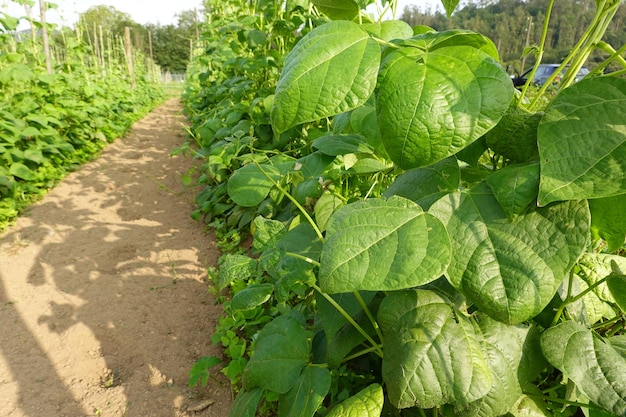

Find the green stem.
xmin=525 ymin=393 xmax=603 ymax=410
xmin=552 ymin=272 xmax=610 ymax=327
xmin=519 ymin=0 xmax=555 ymax=106
xmin=252 ymin=159 xmax=324 ymax=242
xmin=342 ymin=344 xmax=384 ymax=363
xmin=284 ymin=251 xmax=320 ymax=267
xmin=353 ymin=291 xmax=384 ymax=346
xmin=311 ymin=283 xmax=384 ymax=358
xmin=594 ymin=42 xmax=626 ymax=74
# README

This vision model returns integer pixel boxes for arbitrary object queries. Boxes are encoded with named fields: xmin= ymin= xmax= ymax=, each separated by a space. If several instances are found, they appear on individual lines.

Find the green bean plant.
xmin=188 ymin=0 xmax=626 ymax=416
xmin=0 ymin=5 xmax=162 ymax=230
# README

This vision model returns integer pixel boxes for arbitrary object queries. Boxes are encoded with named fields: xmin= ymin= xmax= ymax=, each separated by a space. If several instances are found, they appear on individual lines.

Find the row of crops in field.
xmin=0 ymin=6 xmax=163 ymax=230
xmin=181 ymin=0 xmax=626 ymax=416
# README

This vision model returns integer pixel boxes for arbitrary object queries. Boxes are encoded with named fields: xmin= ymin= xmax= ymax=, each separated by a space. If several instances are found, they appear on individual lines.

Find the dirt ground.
xmin=0 ymin=99 xmax=233 ymax=417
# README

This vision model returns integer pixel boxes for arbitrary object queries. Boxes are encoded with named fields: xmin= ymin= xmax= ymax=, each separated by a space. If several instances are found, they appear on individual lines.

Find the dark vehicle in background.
xmin=512 ymin=64 xmax=590 ymax=87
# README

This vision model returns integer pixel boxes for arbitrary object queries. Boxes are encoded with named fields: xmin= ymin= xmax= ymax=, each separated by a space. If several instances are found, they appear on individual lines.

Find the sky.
xmin=1 ymin=0 xmax=441 ymax=29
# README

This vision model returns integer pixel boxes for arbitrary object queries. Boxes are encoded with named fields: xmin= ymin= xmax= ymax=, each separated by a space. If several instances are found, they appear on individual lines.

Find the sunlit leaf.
xmin=538 ymin=78 xmax=626 ymax=206
xmin=320 ymin=196 xmax=451 ymax=293
xmin=541 ymin=321 xmax=626 ymax=416
xmin=271 ymin=21 xmax=380 ymax=132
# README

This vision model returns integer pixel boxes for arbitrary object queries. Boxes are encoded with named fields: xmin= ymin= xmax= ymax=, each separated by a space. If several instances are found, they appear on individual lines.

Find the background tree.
xmin=400 ymin=0 xmax=625 ymax=73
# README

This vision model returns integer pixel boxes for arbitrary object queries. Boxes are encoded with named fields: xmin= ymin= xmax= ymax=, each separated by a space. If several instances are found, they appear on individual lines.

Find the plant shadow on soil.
xmin=0 ymin=99 xmax=232 ymax=417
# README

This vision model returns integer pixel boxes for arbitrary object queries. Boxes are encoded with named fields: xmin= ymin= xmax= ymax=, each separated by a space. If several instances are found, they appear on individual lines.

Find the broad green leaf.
xmin=349 ymin=158 xmax=393 ymax=174
xmin=20 ymin=126 xmax=41 ymax=137
xmin=537 ymin=78 xmax=626 ymax=206
xmin=295 ymin=152 xmax=335 ymax=178
xmin=227 ymin=163 xmax=281 ymax=207
xmin=606 ymin=274 xmax=626 ymax=312
xmin=0 ymin=13 xmax=19 ymax=31
xmin=312 ymin=0 xmax=360 ymax=20
xmin=447 ymin=317 xmax=545 ymax=417
xmin=319 ymin=196 xmax=451 ymax=293
xmin=485 ymin=162 xmax=540 ymax=220
xmin=578 ymin=253 xmax=626 ymax=302
xmin=276 ymin=222 xmax=323 ymax=262
xmin=231 ymin=283 xmax=275 ymax=311
xmin=229 ymin=388 xmax=264 ymax=417
xmin=430 ymin=183 xmax=590 ymax=324
xmin=441 ymin=0 xmax=461 ymax=17
xmin=485 ymin=105 xmax=541 ymax=163
xmin=541 ymin=321 xmax=626 ymax=416
xmin=9 ymin=163 xmax=35 ymax=181
xmin=242 ymin=314 xmax=309 ymax=394
xmin=609 ymin=335 xmax=626 ymax=357
xmin=217 ymin=254 xmax=257 ymax=290
xmin=362 ymin=20 xmax=413 ymax=41
xmin=508 ymin=393 xmax=552 ymax=417
xmin=312 ymin=134 xmax=374 ymax=156
xmin=379 ymin=290 xmax=492 ymax=409
xmin=252 ymin=216 xmax=287 ymax=252
xmin=271 ymin=21 xmax=380 ymax=133
xmin=314 ymin=192 xmax=345 ymax=232
xmin=278 ymin=366 xmax=331 ymax=417
xmin=590 ymin=194 xmax=626 ymax=252
xmin=561 ymin=274 xmax=613 ymax=325
xmin=326 ymin=384 xmax=384 ymax=417
xmin=377 ymin=42 xmax=513 ymax=169
xmin=396 ymin=29 xmax=500 ymax=61
xmin=383 ymin=156 xmax=460 ymax=210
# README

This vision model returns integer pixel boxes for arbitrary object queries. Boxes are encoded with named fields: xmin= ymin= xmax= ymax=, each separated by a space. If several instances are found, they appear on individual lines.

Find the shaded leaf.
xmin=243 ymin=314 xmax=309 ymax=394
xmin=383 ymin=156 xmax=460 ymax=210
xmin=9 ymin=163 xmax=35 ymax=181
xmin=606 ymin=274 xmax=626 ymax=312
xmin=228 ymin=163 xmax=281 ymax=207
xmin=430 ymin=183 xmax=590 ymax=324
xmin=485 ymin=105 xmax=541 ymax=163
xmin=379 ymin=290 xmax=492 ymax=409
xmin=231 ymin=283 xmax=275 ymax=311
xmin=485 ymin=162 xmax=540 ymax=220
xmin=229 ymin=388 xmax=264 ymax=417
xmin=278 ymin=366 xmax=331 ymax=417
xmin=589 ymin=194 xmax=626 ymax=252
xmin=312 ymin=134 xmax=374 ymax=156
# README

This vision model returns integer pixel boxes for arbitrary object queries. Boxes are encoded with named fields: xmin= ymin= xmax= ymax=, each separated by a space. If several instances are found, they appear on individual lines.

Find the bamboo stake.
xmin=38 ymin=0 xmax=52 ymax=73
xmin=148 ymin=30 xmax=153 ymax=61
xmin=124 ymin=26 xmax=135 ymax=88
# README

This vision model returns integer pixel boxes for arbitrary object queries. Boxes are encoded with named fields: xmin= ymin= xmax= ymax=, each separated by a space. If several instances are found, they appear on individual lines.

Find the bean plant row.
xmin=183 ymin=0 xmax=626 ymax=416
xmin=0 ymin=5 xmax=163 ymax=230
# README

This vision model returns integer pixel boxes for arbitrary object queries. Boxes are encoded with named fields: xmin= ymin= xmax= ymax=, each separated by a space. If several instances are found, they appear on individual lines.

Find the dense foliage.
xmin=401 ymin=0 xmax=626 ymax=72
xmin=0 ymin=6 xmax=163 ymax=230
xmin=183 ymin=0 xmax=626 ymax=416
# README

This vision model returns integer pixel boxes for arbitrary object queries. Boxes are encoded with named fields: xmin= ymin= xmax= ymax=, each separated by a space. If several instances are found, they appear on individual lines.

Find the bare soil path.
xmin=0 ymin=99 xmax=232 ymax=417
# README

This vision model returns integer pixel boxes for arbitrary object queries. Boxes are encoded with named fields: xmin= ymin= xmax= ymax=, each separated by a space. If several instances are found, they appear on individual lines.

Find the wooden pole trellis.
xmin=38 ymin=0 xmax=52 ymax=74
xmin=124 ymin=26 xmax=135 ymax=89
